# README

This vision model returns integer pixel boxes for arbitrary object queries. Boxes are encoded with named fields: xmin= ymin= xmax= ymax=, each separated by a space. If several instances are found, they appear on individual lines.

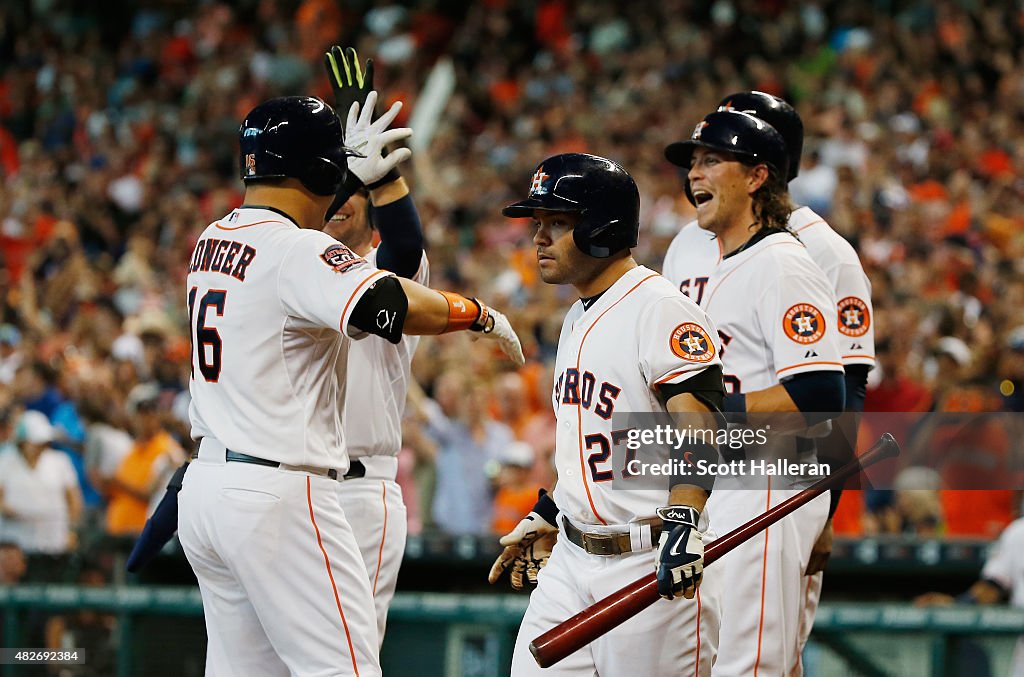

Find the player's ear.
xmin=746 ymin=163 xmax=770 ymax=195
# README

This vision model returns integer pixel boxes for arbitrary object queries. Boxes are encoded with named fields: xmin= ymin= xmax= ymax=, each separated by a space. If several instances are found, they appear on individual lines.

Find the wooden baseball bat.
xmin=529 ymin=432 xmax=900 ymax=668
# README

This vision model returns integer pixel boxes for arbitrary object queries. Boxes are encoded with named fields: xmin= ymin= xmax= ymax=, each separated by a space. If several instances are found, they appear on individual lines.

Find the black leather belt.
xmin=224 ymin=450 xmax=365 ymax=481
xmin=561 ymin=516 xmax=662 ymax=556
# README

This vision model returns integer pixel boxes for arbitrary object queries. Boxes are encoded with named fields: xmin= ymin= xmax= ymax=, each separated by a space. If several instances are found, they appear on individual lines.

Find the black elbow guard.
xmin=348 ymin=275 xmax=408 ymax=344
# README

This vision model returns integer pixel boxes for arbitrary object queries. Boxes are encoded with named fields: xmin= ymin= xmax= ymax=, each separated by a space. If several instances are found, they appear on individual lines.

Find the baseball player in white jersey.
xmin=663 ymin=110 xmax=846 ymax=677
xmin=493 ymin=153 xmax=726 ymax=676
xmin=665 ymin=91 xmax=877 ymax=674
xmin=322 ymin=45 xmax=428 ymax=646
xmin=178 ymin=96 xmax=523 ymax=677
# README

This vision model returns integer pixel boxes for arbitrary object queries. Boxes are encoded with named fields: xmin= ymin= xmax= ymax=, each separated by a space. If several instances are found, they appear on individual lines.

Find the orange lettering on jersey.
xmin=783 ymin=303 xmax=825 ymax=344
xmin=321 ymin=243 xmax=363 ymax=273
xmin=837 ymin=296 xmax=870 ymax=337
xmin=669 ymin=323 xmax=716 ymax=362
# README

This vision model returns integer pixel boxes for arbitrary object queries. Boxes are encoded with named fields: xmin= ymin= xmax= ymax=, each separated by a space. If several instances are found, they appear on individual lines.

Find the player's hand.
xmin=656 ymin=505 xmax=704 ymax=600
xmin=488 ymin=509 xmax=559 ymax=590
xmin=324 ymin=46 xmax=374 ymax=124
xmin=470 ymin=302 xmax=525 ymax=365
xmin=344 ymin=91 xmax=412 ymax=187
xmin=805 ymin=518 xmax=833 ymax=575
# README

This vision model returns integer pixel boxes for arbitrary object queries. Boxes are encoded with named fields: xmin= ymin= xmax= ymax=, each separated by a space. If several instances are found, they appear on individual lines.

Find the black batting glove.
xmin=655 ymin=505 xmax=704 ymax=600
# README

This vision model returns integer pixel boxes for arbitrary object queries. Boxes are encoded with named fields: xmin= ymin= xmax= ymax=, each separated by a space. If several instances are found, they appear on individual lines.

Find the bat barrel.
xmin=529 ymin=433 xmax=899 ymax=668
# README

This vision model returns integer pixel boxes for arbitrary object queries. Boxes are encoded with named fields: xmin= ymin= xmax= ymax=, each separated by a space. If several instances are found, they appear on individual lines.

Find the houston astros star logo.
xmin=783 ymin=303 xmax=825 ymax=344
xmin=670 ymin=323 xmax=716 ymax=362
xmin=837 ymin=296 xmax=870 ymax=337
xmin=530 ymin=167 xmax=550 ymax=195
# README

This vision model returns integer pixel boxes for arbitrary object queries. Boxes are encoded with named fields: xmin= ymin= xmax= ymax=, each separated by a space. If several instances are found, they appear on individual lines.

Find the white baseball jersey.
xmin=662 ymin=220 xmax=720 ymax=306
xmin=699 ymin=229 xmax=843 ymax=391
xmin=341 ymin=248 xmax=428 ymax=459
xmin=187 ymin=207 xmax=393 ymax=469
xmin=665 ymin=207 xmax=875 ymax=370
xmin=550 ymin=265 xmax=723 ymax=527
xmin=789 ymin=206 xmax=875 ymax=368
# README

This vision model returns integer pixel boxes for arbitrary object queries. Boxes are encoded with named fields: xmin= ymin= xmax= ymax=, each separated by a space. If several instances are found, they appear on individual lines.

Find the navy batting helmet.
xmin=239 ymin=96 xmax=357 ymax=197
xmin=502 ymin=153 xmax=639 ymax=258
xmin=718 ymin=91 xmax=803 ymax=181
xmin=664 ymin=111 xmax=789 ymax=206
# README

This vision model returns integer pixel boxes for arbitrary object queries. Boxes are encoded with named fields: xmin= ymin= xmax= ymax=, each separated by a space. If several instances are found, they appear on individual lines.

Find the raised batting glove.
xmin=324 ymin=45 xmax=402 ymax=200
xmin=489 ymin=489 xmax=559 ymax=590
xmin=344 ymin=91 xmax=412 ymax=187
xmin=325 ymin=45 xmax=375 ymax=126
xmin=469 ymin=301 xmax=525 ymax=366
xmin=656 ymin=505 xmax=704 ymax=600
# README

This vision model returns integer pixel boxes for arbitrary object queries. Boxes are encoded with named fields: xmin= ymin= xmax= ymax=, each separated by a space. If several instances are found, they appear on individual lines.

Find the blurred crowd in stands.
xmin=1 ymin=0 xmax=1024 ymax=582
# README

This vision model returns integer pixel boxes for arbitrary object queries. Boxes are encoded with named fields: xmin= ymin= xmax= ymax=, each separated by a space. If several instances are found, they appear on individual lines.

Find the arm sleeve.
xmin=844 ymin=364 xmax=869 ymax=413
xmin=757 ymin=257 xmax=844 ymax=381
xmin=277 ymin=230 xmax=394 ymax=338
xmin=372 ymin=194 xmax=426 ymax=279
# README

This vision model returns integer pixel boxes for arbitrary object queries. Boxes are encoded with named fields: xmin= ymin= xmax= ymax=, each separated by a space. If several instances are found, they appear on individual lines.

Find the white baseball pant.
xmin=707 ymin=479 xmax=828 ymax=677
xmin=511 ymin=522 xmax=720 ymax=676
xmin=179 ymin=446 xmax=381 ymax=677
xmin=335 ymin=457 xmax=407 ymax=647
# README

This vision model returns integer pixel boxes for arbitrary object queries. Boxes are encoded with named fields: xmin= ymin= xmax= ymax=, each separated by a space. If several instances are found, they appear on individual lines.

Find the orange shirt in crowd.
xmin=493 ymin=483 xmax=541 ymax=534
xmin=105 ymin=431 xmax=179 ymax=536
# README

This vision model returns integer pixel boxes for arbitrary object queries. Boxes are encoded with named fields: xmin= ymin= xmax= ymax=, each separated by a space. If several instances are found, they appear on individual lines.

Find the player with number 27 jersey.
xmin=551 ymin=266 xmax=723 ymax=527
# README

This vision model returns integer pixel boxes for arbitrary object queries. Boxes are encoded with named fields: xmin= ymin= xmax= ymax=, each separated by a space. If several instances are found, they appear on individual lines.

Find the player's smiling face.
xmin=688 ymin=148 xmax=763 ymax=234
xmin=324 ymin=191 xmax=372 ymax=253
xmin=533 ymin=210 xmax=594 ymax=285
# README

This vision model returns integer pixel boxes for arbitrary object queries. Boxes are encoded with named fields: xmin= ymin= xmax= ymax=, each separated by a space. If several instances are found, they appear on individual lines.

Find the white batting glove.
xmin=469 ymin=301 xmax=525 ymax=366
xmin=344 ymin=91 xmax=413 ymax=185
xmin=489 ymin=506 xmax=558 ymax=590
xmin=655 ymin=505 xmax=704 ymax=600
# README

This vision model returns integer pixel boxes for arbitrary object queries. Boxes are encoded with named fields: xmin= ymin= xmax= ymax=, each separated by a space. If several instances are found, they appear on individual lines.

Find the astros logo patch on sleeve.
xmin=670 ymin=323 xmax=716 ymax=362
xmin=837 ymin=296 xmax=870 ymax=337
xmin=320 ymin=243 xmax=363 ymax=273
xmin=783 ymin=303 xmax=825 ymax=344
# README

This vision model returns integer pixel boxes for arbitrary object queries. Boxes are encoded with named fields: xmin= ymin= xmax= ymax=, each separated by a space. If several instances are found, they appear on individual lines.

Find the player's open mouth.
xmin=692 ymin=189 xmax=713 ymax=206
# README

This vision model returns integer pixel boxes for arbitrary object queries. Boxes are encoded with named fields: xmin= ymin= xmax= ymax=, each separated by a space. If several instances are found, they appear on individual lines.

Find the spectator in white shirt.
xmin=0 ymin=411 xmax=83 ymax=554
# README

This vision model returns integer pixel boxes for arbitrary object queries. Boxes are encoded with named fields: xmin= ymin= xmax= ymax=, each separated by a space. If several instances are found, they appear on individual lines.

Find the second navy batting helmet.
xmin=239 ymin=96 xmax=358 ymax=197
xmin=718 ymin=91 xmax=804 ymax=181
xmin=502 ymin=153 xmax=639 ymax=258
xmin=664 ymin=111 xmax=789 ymax=206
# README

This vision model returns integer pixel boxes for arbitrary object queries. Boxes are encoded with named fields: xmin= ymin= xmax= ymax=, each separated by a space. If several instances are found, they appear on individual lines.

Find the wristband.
xmin=439 ymin=291 xmax=482 ymax=332
xmin=366 ymin=166 xmax=402 ymax=190
xmin=533 ymin=488 xmax=559 ymax=526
